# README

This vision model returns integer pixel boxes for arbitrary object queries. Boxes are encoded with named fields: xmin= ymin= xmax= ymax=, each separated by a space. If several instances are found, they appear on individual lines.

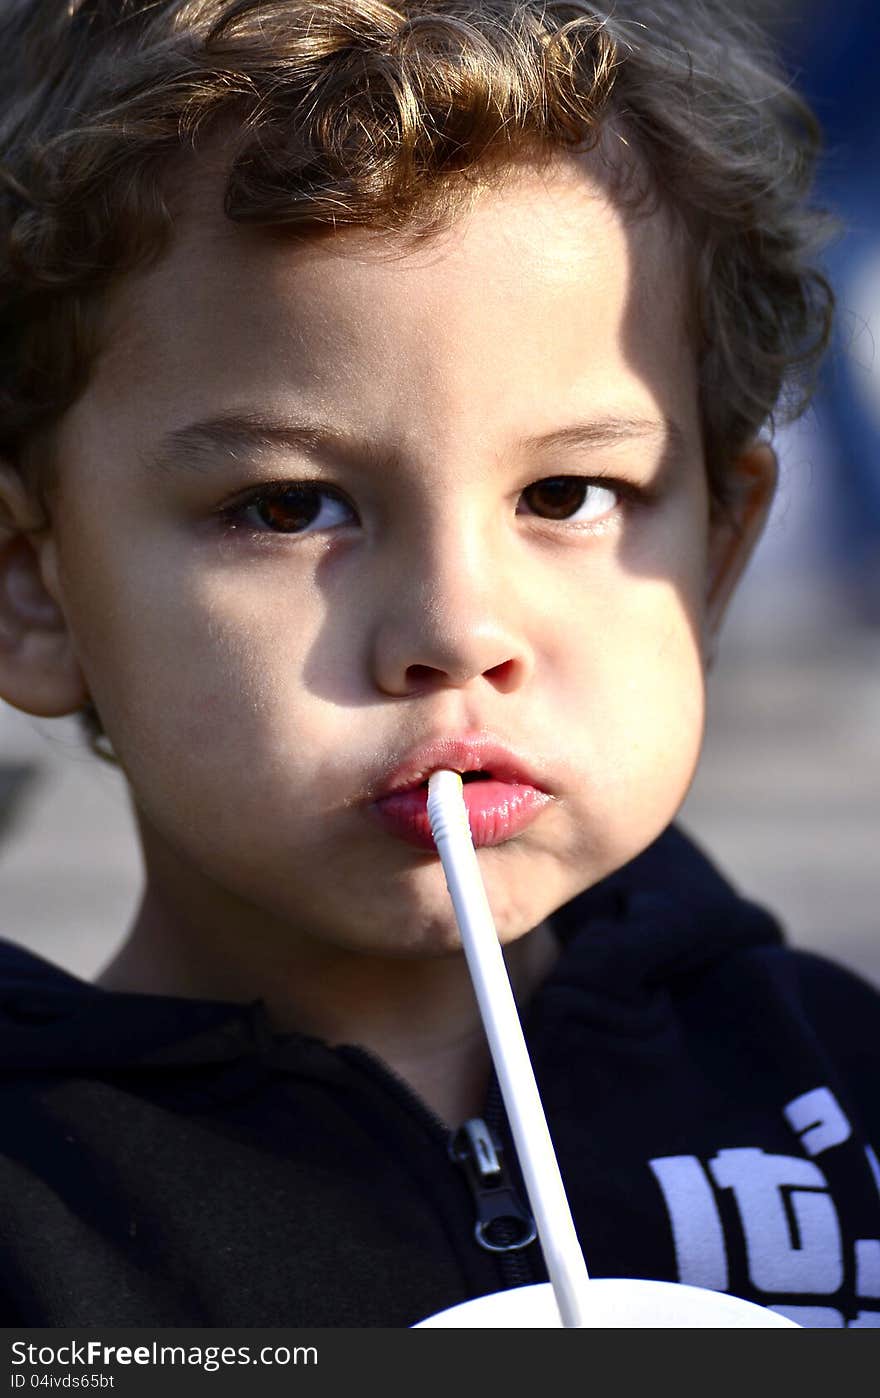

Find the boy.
xmin=0 ymin=0 xmax=877 ymax=1329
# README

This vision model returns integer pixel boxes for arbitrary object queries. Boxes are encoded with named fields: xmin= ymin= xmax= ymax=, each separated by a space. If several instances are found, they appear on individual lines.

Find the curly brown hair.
xmin=0 ymin=0 xmax=835 ymax=755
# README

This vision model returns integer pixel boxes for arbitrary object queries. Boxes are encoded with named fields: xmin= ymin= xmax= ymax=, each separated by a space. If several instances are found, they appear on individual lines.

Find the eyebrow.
xmin=140 ymin=409 xmax=685 ymax=478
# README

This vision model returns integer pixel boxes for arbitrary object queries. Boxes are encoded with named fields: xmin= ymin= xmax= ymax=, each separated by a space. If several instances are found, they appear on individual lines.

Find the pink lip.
xmin=362 ymin=735 xmax=554 ymax=851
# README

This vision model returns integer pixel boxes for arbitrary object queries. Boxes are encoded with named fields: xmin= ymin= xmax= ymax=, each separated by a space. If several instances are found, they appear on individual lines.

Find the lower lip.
xmin=366 ymin=780 xmax=552 ymax=851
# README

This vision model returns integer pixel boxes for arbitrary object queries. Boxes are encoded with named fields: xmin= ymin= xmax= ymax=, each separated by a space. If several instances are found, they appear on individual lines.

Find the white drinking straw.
xmin=427 ymin=769 xmax=592 ymax=1328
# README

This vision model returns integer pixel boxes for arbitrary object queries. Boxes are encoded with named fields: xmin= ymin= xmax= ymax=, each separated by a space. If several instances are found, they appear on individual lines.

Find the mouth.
xmin=369 ymin=735 xmax=549 ymax=801
xmin=362 ymin=737 xmax=553 ymax=851
xmin=413 ymin=770 xmax=492 ymax=791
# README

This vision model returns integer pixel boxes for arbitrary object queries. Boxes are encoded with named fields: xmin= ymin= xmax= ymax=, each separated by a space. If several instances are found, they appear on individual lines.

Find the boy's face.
xmin=13 ymin=155 xmax=774 ymax=958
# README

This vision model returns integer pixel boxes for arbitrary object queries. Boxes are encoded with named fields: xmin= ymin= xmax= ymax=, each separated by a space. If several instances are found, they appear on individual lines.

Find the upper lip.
xmin=366 ymin=735 xmax=551 ymax=802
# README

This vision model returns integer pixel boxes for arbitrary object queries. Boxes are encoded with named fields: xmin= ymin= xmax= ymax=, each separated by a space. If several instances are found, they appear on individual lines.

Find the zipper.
xmin=469 ymin=1070 xmax=542 ymax=1288
xmin=448 ymin=1115 xmax=539 ymax=1288
xmin=341 ymin=1045 xmax=541 ymax=1290
xmin=448 ymin=1117 xmax=537 ymax=1253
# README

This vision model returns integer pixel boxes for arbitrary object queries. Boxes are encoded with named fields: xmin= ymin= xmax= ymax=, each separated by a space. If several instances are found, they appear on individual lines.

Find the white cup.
xmin=414 ymin=1279 xmax=800 ymax=1328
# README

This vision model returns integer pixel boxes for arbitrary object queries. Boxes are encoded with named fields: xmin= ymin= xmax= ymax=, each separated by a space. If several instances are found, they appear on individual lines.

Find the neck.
xmin=96 ymin=855 xmax=560 ymax=1127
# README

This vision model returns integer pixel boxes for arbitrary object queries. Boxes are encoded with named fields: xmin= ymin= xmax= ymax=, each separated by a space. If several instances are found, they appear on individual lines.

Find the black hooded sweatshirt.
xmin=1 ymin=823 xmax=879 ymax=1329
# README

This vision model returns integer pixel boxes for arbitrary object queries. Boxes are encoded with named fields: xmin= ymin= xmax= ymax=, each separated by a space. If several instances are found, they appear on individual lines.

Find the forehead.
xmin=71 ymin=148 xmax=697 ymax=463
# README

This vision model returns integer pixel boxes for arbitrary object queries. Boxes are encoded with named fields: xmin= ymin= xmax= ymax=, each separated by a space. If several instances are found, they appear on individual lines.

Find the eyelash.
xmin=215 ymin=475 xmax=650 ymax=539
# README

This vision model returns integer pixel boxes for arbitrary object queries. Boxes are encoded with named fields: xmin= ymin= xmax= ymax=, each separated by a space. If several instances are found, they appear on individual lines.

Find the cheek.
xmin=604 ymin=577 xmax=707 ymax=822
xmin=551 ymin=529 xmax=708 ymax=845
xmin=57 ymin=525 xmax=295 ymax=768
xmin=573 ymin=579 xmax=704 ymax=735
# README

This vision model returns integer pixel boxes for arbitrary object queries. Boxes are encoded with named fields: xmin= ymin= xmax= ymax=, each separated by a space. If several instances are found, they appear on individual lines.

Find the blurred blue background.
xmin=769 ymin=0 xmax=880 ymax=621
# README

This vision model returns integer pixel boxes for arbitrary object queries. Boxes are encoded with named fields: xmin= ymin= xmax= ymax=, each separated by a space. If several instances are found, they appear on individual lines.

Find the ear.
xmin=703 ymin=441 xmax=778 ymax=670
xmin=0 ymin=461 xmax=91 ymax=716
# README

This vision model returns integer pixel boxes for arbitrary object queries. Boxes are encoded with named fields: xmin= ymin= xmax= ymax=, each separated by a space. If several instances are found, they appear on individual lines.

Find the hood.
xmin=535 ymin=821 xmax=784 ymax=1037
xmin=0 ymin=821 xmax=784 ymax=1071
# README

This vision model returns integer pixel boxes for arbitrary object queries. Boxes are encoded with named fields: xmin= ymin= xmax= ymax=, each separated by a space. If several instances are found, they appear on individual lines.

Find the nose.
xmin=368 ymin=523 xmax=536 ymax=698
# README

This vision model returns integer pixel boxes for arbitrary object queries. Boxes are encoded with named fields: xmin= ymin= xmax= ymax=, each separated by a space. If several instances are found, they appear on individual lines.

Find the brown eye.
xmin=255 ymin=487 xmax=322 ymax=533
xmin=226 ymin=484 xmax=355 ymax=535
xmin=520 ymin=476 xmax=618 ymax=522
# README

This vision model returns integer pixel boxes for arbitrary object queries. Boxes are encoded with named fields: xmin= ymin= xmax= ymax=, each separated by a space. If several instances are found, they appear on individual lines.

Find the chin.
xmin=372 ymin=928 xmax=468 ymax=960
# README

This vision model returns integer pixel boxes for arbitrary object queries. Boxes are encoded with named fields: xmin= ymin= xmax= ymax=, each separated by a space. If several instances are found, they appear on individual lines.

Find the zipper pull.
xmin=450 ymin=1117 xmax=537 ymax=1253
